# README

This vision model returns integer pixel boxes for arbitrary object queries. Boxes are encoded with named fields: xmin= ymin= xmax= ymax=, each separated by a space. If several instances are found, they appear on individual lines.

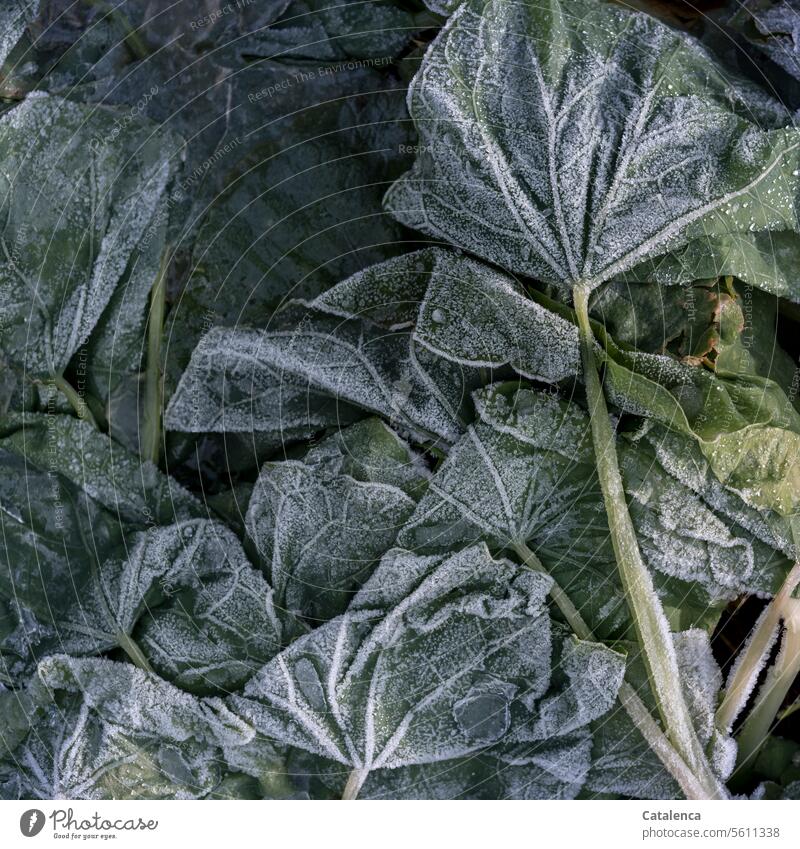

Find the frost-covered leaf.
xmin=0 ymin=416 xmax=201 ymax=683
xmin=241 ymin=1 xmax=429 ymax=61
xmin=0 ymin=93 xmax=174 ymax=381
xmin=314 ymin=248 xmax=580 ymax=383
xmin=620 ymin=231 xmax=800 ymax=301
xmin=2 ymin=655 xmax=262 ymax=800
xmin=302 ymin=417 xmax=430 ymax=499
xmin=0 ymin=413 xmax=200 ymax=525
xmin=0 ymin=0 xmax=37 ymax=68
xmin=246 ymin=420 xmax=425 ymax=623
xmin=385 ymin=0 xmax=800 ymax=294
xmin=289 ymin=633 xmax=624 ymax=799
xmin=167 ymin=300 xmax=480 ymax=445
xmin=231 ymin=544 xmax=625 ymax=788
xmin=399 ymin=384 xmax=794 ymax=637
xmin=116 ymin=521 xmax=285 ymax=694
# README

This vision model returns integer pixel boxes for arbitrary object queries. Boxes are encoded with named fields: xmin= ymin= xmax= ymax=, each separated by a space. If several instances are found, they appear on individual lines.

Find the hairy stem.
xmin=117 ymin=631 xmax=155 ymax=674
xmin=141 ymin=247 xmax=169 ymax=465
xmin=52 ymin=374 xmax=98 ymax=429
xmin=342 ymin=767 xmax=368 ymax=800
xmin=572 ymin=285 xmax=725 ymax=800
xmin=736 ymin=597 xmax=800 ymax=770
xmin=513 ymin=542 xmax=709 ymax=800
xmin=717 ymin=562 xmax=800 ymax=733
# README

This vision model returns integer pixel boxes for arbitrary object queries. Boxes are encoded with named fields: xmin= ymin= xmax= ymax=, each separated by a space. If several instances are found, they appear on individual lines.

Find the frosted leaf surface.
xmin=0 ymin=418 xmax=199 ymax=683
xmin=0 ymin=93 xmax=175 ymax=378
xmin=385 ymin=0 xmax=800 ymax=293
xmin=399 ymin=384 xmax=793 ymax=638
xmin=290 ymin=630 xmax=623 ymax=799
xmin=6 ymin=656 xmax=257 ymax=799
xmin=620 ymin=231 xmax=800 ymax=301
xmin=246 ymin=423 xmax=423 ymax=623
xmin=167 ymin=300 xmax=480 ymax=445
xmin=232 ymin=544 xmax=625 ymax=778
xmin=303 ymin=417 xmax=430 ymax=499
xmin=164 ymin=324 xmax=362 ymax=440
xmin=120 ymin=521 xmax=285 ymax=693
xmin=314 ymin=247 xmax=580 ymax=383
xmin=0 ymin=1 xmax=37 ymax=67
xmin=244 ymin=0 xmax=424 ymax=61
xmin=0 ymin=413 xmax=200 ymax=525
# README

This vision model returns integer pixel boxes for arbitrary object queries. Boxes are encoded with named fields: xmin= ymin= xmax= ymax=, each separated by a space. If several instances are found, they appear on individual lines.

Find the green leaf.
xmin=399 ymin=384 xmax=794 ymax=636
xmin=245 ymin=420 xmax=425 ymax=623
xmin=385 ymin=0 xmax=800 ymax=295
xmin=620 ymin=231 xmax=800 ymax=301
xmin=314 ymin=247 xmax=580 ymax=382
xmin=166 ymin=300 xmax=480 ymax=445
xmin=0 ymin=413 xmax=200 ymax=525
xmin=231 ymin=544 xmax=625 ymax=795
xmin=242 ymin=1 xmax=427 ymax=61
xmin=2 ymin=655 xmax=259 ymax=799
xmin=0 ymin=0 xmax=37 ymax=68
xmin=0 ymin=93 xmax=175 ymax=383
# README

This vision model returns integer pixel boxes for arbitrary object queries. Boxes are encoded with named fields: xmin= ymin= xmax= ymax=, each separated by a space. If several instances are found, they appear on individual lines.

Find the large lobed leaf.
xmin=385 ymin=0 xmax=800 ymax=296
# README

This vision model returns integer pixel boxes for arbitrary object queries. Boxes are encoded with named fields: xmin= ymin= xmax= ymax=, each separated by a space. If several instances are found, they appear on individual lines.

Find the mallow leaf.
xmin=241 ymin=0 xmax=430 ymax=61
xmin=290 ymin=632 xmax=627 ymax=800
xmin=231 ymin=544 xmax=625 ymax=794
xmin=0 ymin=416 xmax=200 ymax=683
xmin=2 ymin=655 xmax=258 ymax=800
xmin=167 ymin=299 xmax=480 ymax=446
xmin=98 ymin=521 xmax=285 ymax=694
xmin=0 ymin=413 xmax=200 ymax=525
xmin=313 ymin=247 xmax=580 ymax=383
xmin=0 ymin=93 xmax=175 ymax=382
xmin=385 ymin=0 xmax=800 ymax=295
xmin=620 ymin=231 xmax=800 ymax=300
xmin=399 ymin=384 xmax=794 ymax=637
xmin=586 ymin=629 xmax=734 ymax=800
xmin=245 ymin=419 xmax=424 ymax=624
xmin=0 ymin=0 xmax=37 ymax=68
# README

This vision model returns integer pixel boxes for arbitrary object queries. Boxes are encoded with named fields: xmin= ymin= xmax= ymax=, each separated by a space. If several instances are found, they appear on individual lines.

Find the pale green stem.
xmin=117 ymin=631 xmax=155 ymax=674
xmin=141 ymin=248 xmax=169 ymax=465
xmin=52 ymin=374 xmax=98 ymax=430
xmin=513 ymin=541 xmax=709 ymax=801
xmin=736 ymin=598 xmax=800 ymax=770
xmin=342 ymin=767 xmax=368 ymax=800
xmin=717 ymin=562 xmax=800 ymax=733
xmin=573 ymin=285 xmax=725 ymax=800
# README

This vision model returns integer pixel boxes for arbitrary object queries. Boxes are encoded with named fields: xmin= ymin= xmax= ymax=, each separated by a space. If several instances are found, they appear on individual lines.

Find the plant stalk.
xmin=513 ymin=542 xmax=709 ymax=800
xmin=52 ymin=374 xmax=98 ymax=430
xmin=342 ymin=767 xmax=368 ymax=800
xmin=572 ymin=285 xmax=725 ymax=800
xmin=141 ymin=247 xmax=169 ymax=465
xmin=717 ymin=562 xmax=800 ymax=733
xmin=117 ymin=631 xmax=155 ymax=674
xmin=736 ymin=596 xmax=800 ymax=770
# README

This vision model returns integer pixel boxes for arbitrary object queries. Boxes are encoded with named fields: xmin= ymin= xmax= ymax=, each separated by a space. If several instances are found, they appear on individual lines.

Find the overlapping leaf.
xmin=399 ymin=384 xmax=794 ymax=636
xmin=0 ymin=656 xmax=264 ymax=800
xmin=245 ymin=419 xmax=427 ymax=623
xmin=231 ymin=544 xmax=625 ymax=789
